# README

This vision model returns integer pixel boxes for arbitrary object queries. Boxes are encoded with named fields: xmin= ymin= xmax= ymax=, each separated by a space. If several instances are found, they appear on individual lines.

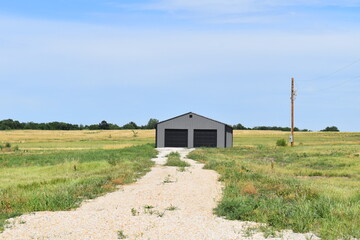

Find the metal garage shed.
xmin=156 ymin=112 xmax=233 ymax=148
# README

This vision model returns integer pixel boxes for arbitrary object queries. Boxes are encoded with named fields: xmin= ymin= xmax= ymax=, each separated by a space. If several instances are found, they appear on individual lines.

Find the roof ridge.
xmin=157 ymin=112 xmax=232 ymax=128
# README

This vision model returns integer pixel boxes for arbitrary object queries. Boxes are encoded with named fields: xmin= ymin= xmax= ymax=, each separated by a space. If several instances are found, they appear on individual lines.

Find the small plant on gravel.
xmin=156 ymin=211 xmax=165 ymax=217
xmin=142 ymin=205 xmax=165 ymax=216
xmin=117 ymin=230 xmax=127 ymax=239
xmin=143 ymin=205 xmax=155 ymax=214
xmin=243 ymin=226 xmax=258 ymax=238
xmin=131 ymin=208 xmax=139 ymax=216
xmin=177 ymin=167 xmax=186 ymax=172
xmin=163 ymin=174 xmax=175 ymax=184
xmin=165 ymin=204 xmax=178 ymax=211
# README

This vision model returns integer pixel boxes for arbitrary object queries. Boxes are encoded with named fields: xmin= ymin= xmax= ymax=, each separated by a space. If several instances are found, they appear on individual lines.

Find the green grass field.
xmin=1 ymin=130 xmax=359 ymax=239
xmin=0 ymin=130 xmax=156 ymax=231
xmin=189 ymin=130 xmax=360 ymax=239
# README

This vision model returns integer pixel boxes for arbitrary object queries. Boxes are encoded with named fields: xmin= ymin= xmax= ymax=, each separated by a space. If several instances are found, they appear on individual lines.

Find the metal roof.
xmin=156 ymin=112 xmax=233 ymax=129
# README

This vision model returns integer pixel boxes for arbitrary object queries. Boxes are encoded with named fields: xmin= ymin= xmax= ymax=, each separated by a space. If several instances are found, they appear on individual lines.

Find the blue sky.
xmin=1 ymin=0 xmax=360 ymax=131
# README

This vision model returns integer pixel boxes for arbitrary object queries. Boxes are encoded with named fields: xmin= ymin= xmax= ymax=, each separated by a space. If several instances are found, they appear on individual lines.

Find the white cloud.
xmin=138 ymin=0 xmax=360 ymax=14
xmin=1 ymin=15 xmax=360 ymax=90
xmin=109 ymin=0 xmax=360 ymax=25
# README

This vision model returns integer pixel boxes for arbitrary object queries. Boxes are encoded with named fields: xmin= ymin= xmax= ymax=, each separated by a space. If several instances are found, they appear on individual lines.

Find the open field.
xmin=1 ymin=130 xmax=360 ymax=239
xmin=189 ymin=131 xmax=360 ymax=239
xmin=0 ymin=130 xmax=155 ymax=150
xmin=0 ymin=130 xmax=157 ymax=231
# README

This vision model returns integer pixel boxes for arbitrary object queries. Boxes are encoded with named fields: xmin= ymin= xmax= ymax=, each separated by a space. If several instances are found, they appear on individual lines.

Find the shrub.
xmin=321 ymin=126 xmax=340 ymax=132
xmin=276 ymin=139 xmax=287 ymax=147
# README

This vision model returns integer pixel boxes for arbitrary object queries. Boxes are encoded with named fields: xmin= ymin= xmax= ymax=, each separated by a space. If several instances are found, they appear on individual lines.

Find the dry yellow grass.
xmin=233 ymin=130 xmax=289 ymax=135
xmin=0 ymin=130 xmax=155 ymax=143
xmin=1 ymin=130 xmax=359 ymax=150
xmin=0 ymin=130 xmax=155 ymax=150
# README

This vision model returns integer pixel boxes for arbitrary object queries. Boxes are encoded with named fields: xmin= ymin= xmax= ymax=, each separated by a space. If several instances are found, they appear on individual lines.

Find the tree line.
xmin=233 ymin=123 xmax=339 ymax=132
xmin=0 ymin=119 xmax=339 ymax=132
xmin=0 ymin=119 xmax=159 ymax=130
xmin=232 ymin=123 xmax=310 ymax=131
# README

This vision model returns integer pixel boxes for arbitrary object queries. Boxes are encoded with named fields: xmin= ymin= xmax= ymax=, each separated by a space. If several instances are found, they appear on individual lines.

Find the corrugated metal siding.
xmin=156 ymin=113 xmax=231 ymax=148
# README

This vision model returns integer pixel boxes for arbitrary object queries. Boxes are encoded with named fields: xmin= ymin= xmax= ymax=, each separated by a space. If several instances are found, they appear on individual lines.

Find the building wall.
xmin=156 ymin=113 xmax=229 ymax=148
xmin=225 ymin=126 xmax=233 ymax=148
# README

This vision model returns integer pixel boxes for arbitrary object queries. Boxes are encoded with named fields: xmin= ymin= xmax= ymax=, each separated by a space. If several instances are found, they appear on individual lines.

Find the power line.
xmin=297 ymin=74 xmax=360 ymax=94
xmin=318 ymin=75 xmax=360 ymax=91
xmin=300 ymin=58 xmax=360 ymax=83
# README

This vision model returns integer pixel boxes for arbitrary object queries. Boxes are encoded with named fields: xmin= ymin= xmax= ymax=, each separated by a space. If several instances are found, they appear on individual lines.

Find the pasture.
xmin=1 ymin=130 xmax=359 ymax=239
xmin=190 ymin=131 xmax=360 ymax=239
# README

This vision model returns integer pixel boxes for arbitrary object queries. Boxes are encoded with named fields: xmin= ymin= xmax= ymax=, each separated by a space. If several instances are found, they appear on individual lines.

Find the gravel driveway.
xmin=0 ymin=148 xmax=318 ymax=240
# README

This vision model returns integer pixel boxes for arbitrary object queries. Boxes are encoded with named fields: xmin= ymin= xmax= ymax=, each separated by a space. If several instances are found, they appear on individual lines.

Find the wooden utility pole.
xmin=290 ymin=77 xmax=295 ymax=147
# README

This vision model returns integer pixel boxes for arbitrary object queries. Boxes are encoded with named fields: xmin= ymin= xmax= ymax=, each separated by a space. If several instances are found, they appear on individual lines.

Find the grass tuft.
xmin=164 ymin=152 xmax=190 ymax=167
xmin=276 ymin=139 xmax=287 ymax=147
xmin=117 ymin=230 xmax=127 ymax=239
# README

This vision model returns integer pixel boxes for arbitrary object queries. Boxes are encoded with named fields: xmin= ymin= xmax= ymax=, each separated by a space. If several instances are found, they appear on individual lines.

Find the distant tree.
xmin=233 ymin=123 xmax=247 ymax=130
xmin=0 ymin=119 xmax=23 ymax=130
xmin=99 ymin=120 xmax=110 ymax=130
xmin=251 ymin=126 xmax=303 ymax=131
xmin=122 ymin=121 xmax=138 ymax=129
xmin=320 ymin=126 xmax=340 ymax=132
xmin=88 ymin=124 xmax=99 ymax=130
xmin=23 ymin=122 xmax=38 ymax=129
xmin=145 ymin=118 xmax=159 ymax=129
xmin=108 ymin=123 xmax=121 ymax=130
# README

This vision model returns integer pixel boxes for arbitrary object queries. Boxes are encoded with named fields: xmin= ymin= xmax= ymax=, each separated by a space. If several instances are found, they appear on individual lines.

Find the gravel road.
xmin=0 ymin=148 xmax=319 ymax=240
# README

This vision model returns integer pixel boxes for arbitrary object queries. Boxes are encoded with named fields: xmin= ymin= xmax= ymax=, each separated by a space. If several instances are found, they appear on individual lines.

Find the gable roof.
xmin=157 ymin=112 xmax=233 ymax=128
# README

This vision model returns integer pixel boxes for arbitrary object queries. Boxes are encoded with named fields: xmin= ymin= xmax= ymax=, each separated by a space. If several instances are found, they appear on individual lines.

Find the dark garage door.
xmin=165 ymin=129 xmax=188 ymax=147
xmin=194 ymin=130 xmax=217 ymax=147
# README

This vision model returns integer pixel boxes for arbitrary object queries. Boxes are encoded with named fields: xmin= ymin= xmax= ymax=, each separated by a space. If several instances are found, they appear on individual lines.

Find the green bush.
xmin=321 ymin=126 xmax=340 ymax=132
xmin=276 ymin=139 xmax=287 ymax=147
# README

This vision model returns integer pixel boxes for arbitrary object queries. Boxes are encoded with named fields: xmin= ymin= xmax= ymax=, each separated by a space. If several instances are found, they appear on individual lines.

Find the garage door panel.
xmin=165 ymin=129 xmax=188 ymax=147
xmin=194 ymin=130 xmax=217 ymax=147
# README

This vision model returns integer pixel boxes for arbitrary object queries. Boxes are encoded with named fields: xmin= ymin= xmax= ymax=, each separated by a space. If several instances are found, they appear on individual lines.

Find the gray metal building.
xmin=156 ymin=112 xmax=233 ymax=148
